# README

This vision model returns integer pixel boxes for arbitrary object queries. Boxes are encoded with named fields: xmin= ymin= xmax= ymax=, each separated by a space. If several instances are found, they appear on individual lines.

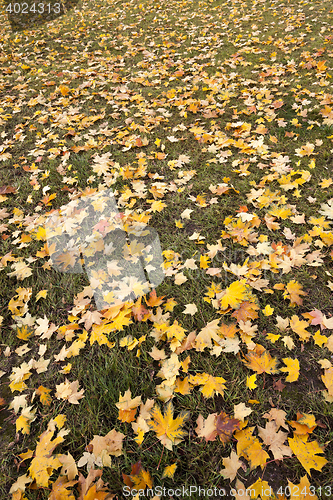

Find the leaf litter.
xmin=0 ymin=0 xmax=333 ymax=497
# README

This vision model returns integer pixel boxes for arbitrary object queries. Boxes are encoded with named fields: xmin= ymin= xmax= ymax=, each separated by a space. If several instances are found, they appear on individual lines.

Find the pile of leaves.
xmin=0 ymin=0 xmax=333 ymax=498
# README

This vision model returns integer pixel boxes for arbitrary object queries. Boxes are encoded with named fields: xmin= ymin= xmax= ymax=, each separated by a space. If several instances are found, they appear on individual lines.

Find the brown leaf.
xmin=0 ymin=185 xmax=16 ymax=194
xmin=216 ymin=411 xmax=241 ymax=445
xmin=273 ymin=379 xmax=286 ymax=392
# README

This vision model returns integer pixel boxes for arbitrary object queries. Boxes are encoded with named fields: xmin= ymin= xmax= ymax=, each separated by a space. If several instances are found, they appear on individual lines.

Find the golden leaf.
xmin=148 ymin=401 xmax=189 ymax=450
xmin=288 ymin=434 xmax=327 ymax=475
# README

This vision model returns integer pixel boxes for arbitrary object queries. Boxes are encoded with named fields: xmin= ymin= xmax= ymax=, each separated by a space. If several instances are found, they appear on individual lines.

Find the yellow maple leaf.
xmin=35 ymin=225 xmax=47 ymax=241
xmin=246 ymin=374 xmax=257 ymax=390
xmin=317 ymin=60 xmax=327 ymax=72
xmin=321 ymin=367 xmax=333 ymax=396
xmin=280 ymin=358 xmax=300 ymax=382
xmin=290 ymin=315 xmax=311 ymax=342
xmin=288 ymin=475 xmax=318 ymax=500
xmin=320 ymin=178 xmax=333 ymax=189
xmin=283 ymin=280 xmax=307 ymax=306
xmin=288 ymin=413 xmax=317 ymax=435
xmin=288 ymin=434 xmax=327 ymax=475
xmin=59 ymin=84 xmax=70 ymax=96
xmin=29 ymin=416 xmax=69 ymax=487
xmin=162 ymin=463 xmax=177 ymax=479
xmin=48 ymin=475 xmax=76 ymax=500
xmin=313 ymin=330 xmax=328 ymax=347
xmin=148 ymin=401 xmax=189 ymax=451
xmin=174 ymin=377 xmax=192 ymax=395
xmin=35 ymin=290 xmax=48 ymax=302
xmin=16 ymin=325 xmax=34 ymax=341
xmin=219 ymin=279 xmax=249 ymax=310
xmin=266 ymin=332 xmax=280 ymax=343
xmin=90 ymin=327 xmax=114 ymax=348
xmin=200 ymin=375 xmax=226 ymax=398
xmin=36 ymin=386 xmax=52 ymax=406
xmin=262 ymin=304 xmax=274 ymax=316
xmin=149 ymin=200 xmax=167 ymax=212
xmin=16 ymin=412 xmax=34 ymax=435
xmin=249 ymin=479 xmax=273 ymax=500
xmin=235 ymin=426 xmax=269 ymax=469
xmin=269 ymin=205 xmax=293 ymax=219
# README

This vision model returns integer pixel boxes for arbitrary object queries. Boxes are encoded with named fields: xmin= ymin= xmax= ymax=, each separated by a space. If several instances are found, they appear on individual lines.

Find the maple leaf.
xmin=148 ymin=401 xmax=189 ymax=450
xmin=116 ymin=389 xmax=142 ymax=423
xmin=175 ymin=376 xmax=192 ymax=395
xmin=290 ymin=315 xmax=311 ymax=342
xmin=58 ymin=453 xmax=78 ymax=481
xmin=234 ymin=403 xmax=252 ymax=422
xmin=235 ymin=426 xmax=269 ymax=470
xmin=233 ymin=480 xmax=251 ymax=500
xmin=287 ymin=475 xmax=319 ymax=500
xmin=280 ymin=358 xmax=300 ymax=382
xmin=49 ymin=475 xmax=77 ymax=500
xmin=246 ymin=374 xmax=257 ymax=390
xmin=321 ymin=367 xmax=333 ymax=396
xmin=188 ymin=373 xmax=226 ymax=398
xmin=302 ymin=309 xmax=325 ymax=329
xmin=218 ymin=279 xmax=249 ymax=310
xmin=319 ymin=198 xmax=333 ymax=219
xmin=79 ymin=310 xmax=103 ymax=331
xmin=288 ymin=434 xmax=328 ymax=475
xmin=195 ymin=413 xmax=217 ymax=442
xmin=29 ymin=415 xmax=70 ymax=487
xmin=9 ymin=474 xmax=32 ymax=494
xmin=194 ymin=318 xmax=221 ymax=351
xmin=216 ymin=411 xmax=241 ymax=444
xmin=274 ymin=378 xmax=286 ymax=392
xmin=16 ymin=325 xmax=34 ymax=340
xmin=263 ymin=408 xmax=288 ymax=430
xmin=77 ymin=468 xmax=113 ymax=500
xmin=162 ymin=463 xmax=177 ymax=479
xmin=313 ymin=329 xmax=328 ymax=347
xmin=231 ymin=301 xmax=259 ymax=322
xmin=53 ymin=250 xmax=79 ymax=271
xmin=283 ymin=280 xmax=307 ymax=306
xmin=249 ymin=479 xmax=275 ymax=500
xmin=122 ymin=460 xmax=153 ymax=491
xmin=257 ymin=421 xmax=292 ymax=460
xmin=288 ymin=413 xmax=317 ymax=435
xmin=7 ymin=261 xmax=33 ymax=280
xmin=89 ymin=429 xmax=125 ymax=466
xmin=220 ymin=450 xmax=243 ymax=481
xmin=55 ymin=379 xmax=85 ymax=404
xmin=0 ymin=185 xmax=16 ymax=194
xmin=15 ymin=405 xmax=36 ymax=436
xmin=36 ymin=385 xmax=52 ymax=406
xmin=243 ymin=344 xmax=279 ymax=374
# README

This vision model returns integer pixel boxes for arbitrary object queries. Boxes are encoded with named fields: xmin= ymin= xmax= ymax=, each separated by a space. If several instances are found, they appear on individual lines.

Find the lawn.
xmin=0 ymin=0 xmax=333 ymax=498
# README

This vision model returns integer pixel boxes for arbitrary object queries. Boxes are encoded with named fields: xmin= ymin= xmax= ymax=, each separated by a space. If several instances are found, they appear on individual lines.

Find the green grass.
xmin=0 ymin=0 xmax=333 ymax=498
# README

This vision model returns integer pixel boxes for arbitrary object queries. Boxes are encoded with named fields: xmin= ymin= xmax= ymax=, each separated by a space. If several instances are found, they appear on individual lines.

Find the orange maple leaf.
xmin=243 ymin=344 xmax=279 ymax=374
xmin=231 ymin=301 xmax=259 ymax=322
